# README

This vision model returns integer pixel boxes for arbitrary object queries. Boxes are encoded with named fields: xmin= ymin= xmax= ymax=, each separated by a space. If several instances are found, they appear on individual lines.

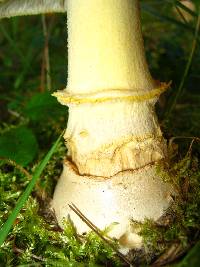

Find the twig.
xmin=169 ymin=136 xmax=200 ymax=147
xmin=0 ymin=157 xmax=31 ymax=178
xmin=0 ymin=156 xmax=47 ymax=201
xmin=187 ymin=138 xmax=196 ymax=156
xmin=151 ymin=243 xmax=189 ymax=267
xmin=69 ymin=203 xmax=133 ymax=267
xmin=42 ymin=14 xmax=52 ymax=91
xmin=7 ymin=109 xmax=21 ymax=118
xmin=168 ymin=136 xmax=200 ymax=156
xmin=40 ymin=45 xmax=45 ymax=92
xmin=13 ymin=246 xmax=45 ymax=262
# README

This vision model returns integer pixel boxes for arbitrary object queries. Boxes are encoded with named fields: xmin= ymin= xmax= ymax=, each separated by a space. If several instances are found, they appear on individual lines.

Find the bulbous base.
xmin=52 ymin=159 xmax=173 ymax=250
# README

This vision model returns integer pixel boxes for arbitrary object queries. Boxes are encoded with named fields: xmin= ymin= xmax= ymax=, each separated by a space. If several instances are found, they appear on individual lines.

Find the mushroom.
xmin=51 ymin=0 xmax=174 ymax=251
xmin=0 ymin=0 xmax=67 ymax=18
xmin=1 ymin=0 xmax=174 ymax=252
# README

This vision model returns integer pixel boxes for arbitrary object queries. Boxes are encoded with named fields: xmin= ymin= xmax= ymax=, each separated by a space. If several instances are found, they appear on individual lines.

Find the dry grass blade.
xmin=151 ymin=243 xmax=189 ymax=267
xmin=69 ymin=203 xmax=133 ymax=267
xmin=41 ymin=14 xmax=52 ymax=92
xmin=0 ymin=157 xmax=31 ymax=178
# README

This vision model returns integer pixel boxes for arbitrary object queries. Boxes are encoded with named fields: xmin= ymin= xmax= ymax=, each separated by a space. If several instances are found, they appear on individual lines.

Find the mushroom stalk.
xmin=52 ymin=0 xmax=173 ymax=250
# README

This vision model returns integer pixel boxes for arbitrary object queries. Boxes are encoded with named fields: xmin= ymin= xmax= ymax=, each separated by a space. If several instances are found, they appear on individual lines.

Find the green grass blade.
xmin=0 ymin=131 xmax=64 ymax=246
xmin=0 ymin=22 xmax=39 ymax=89
xmin=14 ymin=45 xmax=35 ymax=89
xmin=0 ymin=23 xmax=25 ymax=61
xmin=164 ymin=12 xmax=200 ymax=119
xmin=141 ymin=3 xmax=195 ymax=32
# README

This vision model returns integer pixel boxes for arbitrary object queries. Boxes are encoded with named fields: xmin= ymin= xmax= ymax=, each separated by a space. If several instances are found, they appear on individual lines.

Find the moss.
xmin=0 ymin=148 xmax=122 ymax=267
xmin=137 ymin=152 xmax=200 ymax=265
xmin=1 ymin=141 xmax=200 ymax=267
xmin=0 ymin=119 xmax=200 ymax=267
xmin=0 ymin=6 xmax=200 ymax=266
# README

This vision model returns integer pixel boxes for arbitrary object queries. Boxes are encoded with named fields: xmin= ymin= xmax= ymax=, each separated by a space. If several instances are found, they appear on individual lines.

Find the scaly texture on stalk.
xmin=52 ymin=0 xmax=173 ymax=250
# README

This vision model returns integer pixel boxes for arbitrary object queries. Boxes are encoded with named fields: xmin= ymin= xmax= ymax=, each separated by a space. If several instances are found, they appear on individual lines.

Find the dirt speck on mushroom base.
xmin=52 ymin=0 xmax=174 ymax=251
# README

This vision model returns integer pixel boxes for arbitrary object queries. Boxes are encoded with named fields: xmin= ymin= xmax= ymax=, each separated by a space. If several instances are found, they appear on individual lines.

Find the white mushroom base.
xmin=52 ymin=160 xmax=173 ymax=250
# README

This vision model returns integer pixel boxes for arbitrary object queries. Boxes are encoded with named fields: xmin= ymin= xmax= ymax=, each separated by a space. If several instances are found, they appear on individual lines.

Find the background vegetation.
xmin=0 ymin=0 xmax=200 ymax=266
